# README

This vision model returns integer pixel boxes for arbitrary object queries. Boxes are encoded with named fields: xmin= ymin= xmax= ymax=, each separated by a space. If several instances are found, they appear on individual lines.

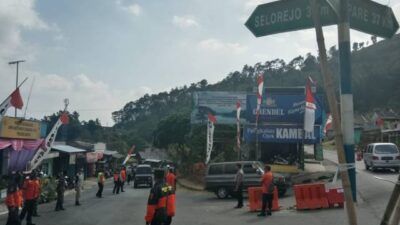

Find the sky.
xmin=0 ymin=0 xmax=399 ymax=126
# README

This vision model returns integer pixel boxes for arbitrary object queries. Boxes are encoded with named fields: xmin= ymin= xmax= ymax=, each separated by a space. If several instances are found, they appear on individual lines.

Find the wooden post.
xmin=310 ymin=0 xmax=358 ymax=224
xmin=381 ymin=174 xmax=400 ymax=225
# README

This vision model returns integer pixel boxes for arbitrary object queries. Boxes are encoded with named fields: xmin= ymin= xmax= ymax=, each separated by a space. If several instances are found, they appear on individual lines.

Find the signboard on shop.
xmin=0 ymin=117 xmax=41 ymax=140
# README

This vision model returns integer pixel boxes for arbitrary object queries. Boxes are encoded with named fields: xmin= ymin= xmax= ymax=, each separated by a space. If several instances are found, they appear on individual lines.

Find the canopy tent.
xmin=0 ymin=138 xmax=43 ymax=172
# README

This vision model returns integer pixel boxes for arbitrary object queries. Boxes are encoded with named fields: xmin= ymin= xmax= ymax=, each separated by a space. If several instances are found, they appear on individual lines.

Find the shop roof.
xmin=52 ymin=145 xmax=87 ymax=153
xmin=103 ymin=150 xmax=118 ymax=156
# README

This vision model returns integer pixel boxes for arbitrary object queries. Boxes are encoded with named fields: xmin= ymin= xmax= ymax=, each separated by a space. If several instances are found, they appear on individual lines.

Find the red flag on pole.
xmin=207 ymin=113 xmax=217 ymax=124
xmin=10 ymin=88 xmax=23 ymax=109
xmin=304 ymin=77 xmax=316 ymax=132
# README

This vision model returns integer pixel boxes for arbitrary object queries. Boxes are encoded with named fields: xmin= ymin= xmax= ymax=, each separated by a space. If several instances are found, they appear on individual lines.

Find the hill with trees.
xmin=45 ymin=34 xmax=400 ymax=168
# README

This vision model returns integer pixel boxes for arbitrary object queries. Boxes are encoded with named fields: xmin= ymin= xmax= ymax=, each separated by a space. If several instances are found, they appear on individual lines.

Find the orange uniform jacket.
xmin=113 ymin=173 xmax=119 ymax=182
xmin=167 ymin=186 xmax=176 ymax=217
xmin=23 ymin=179 xmax=38 ymax=200
xmin=166 ymin=173 xmax=176 ymax=188
xmin=261 ymin=171 xmax=273 ymax=194
xmin=120 ymin=170 xmax=126 ymax=182
xmin=145 ymin=182 xmax=168 ymax=223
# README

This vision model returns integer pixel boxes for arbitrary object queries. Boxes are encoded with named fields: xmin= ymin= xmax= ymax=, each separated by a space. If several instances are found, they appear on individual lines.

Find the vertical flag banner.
xmin=0 ymin=88 xmax=24 ymax=122
xmin=205 ymin=113 xmax=216 ymax=164
xmin=236 ymin=101 xmax=241 ymax=150
xmin=122 ymin=145 xmax=135 ymax=165
xmin=324 ymin=113 xmax=333 ymax=135
xmin=304 ymin=77 xmax=316 ymax=132
xmin=29 ymin=112 xmax=69 ymax=171
xmin=256 ymin=74 xmax=264 ymax=121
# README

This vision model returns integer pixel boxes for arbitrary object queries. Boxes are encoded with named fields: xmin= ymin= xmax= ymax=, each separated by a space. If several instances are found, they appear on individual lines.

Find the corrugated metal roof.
xmin=103 ymin=150 xmax=118 ymax=156
xmin=52 ymin=145 xmax=86 ymax=153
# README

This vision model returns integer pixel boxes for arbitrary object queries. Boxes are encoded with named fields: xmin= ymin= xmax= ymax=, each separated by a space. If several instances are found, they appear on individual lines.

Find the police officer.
xmin=75 ymin=169 xmax=84 ymax=206
xmin=32 ymin=171 xmax=41 ymax=217
xmin=234 ymin=163 xmax=244 ymax=209
xmin=55 ymin=173 xmax=66 ymax=211
xmin=166 ymin=167 xmax=176 ymax=190
xmin=120 ymin=167 xmax=126 ymax=192
xmin=145 ymin=169 xmax=169 ymax=225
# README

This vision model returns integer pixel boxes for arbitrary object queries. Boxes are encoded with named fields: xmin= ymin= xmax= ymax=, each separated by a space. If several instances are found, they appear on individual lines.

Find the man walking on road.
xmin=96 ymin=171 xmax=105 ymax=198
xmin=55 ymin=173 xmax=66 ymax=211
xmin=75 ymin=169 xmax=84 ymax=206
xmin=20 ymin=173 xmax=38 ymax=225
xmin=234 ymin=163 xmax=244 ymax=209
xmin=166 ymin=167 xmax=176 ymax=190
xmin=112 ymin=170 xmax=121 ymax=194
xmin=258 ymin=165 xmax=274 ymax=217
xmin=120 ymin=167 xmax=126 ymax=192
xmin=145 ymin=169 xmax=169 ymax=225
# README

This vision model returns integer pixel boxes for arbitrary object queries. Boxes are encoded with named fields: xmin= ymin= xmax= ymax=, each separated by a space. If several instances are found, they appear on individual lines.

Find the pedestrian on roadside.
xmin=96 ymin=171 xmax=105 ymax=198
xmin=32 ymin=171 xmax=41 ymax=217
xmin=120 ymin=167 xmax=126 ymax=192
xmin=112 ymin=170 xmax=121 ymax=194
xmin=75 ymin=169 xmax=84 ymax=206
xmin=6 ymin=173 xmax=22 ymax=225
xmin=144 ymin=169 xmax=169 ymax=225
xmin=127 ymin=168 xmax=132 ymax=185
xmin=234 ymin=163 xmax=244 ymax=209
xmin=55 ymin=173 xmax=66 ymax=211
xmin=258 ymin=165 xmax=274 ymax=217
xmin=20 ymin=173 xmax=38 ymax=225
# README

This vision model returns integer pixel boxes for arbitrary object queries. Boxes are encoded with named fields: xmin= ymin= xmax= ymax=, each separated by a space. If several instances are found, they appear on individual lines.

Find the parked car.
xmin=205 ymin=161 xmax=288 ymax=199
xmin=364 ymin=143 xmax=400 ymax=172
xmin=133 ymin=164 xmax=153 ymax=188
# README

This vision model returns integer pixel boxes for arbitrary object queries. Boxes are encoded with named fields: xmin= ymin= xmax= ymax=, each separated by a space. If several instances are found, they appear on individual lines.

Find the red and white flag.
xmin=256 ymin=74 xmax=264 ymax=121
xmin=206 ymin=113 xmax=216 ymax=164
xmin=324 ymin=113 xmax=332 ymax=134
xmin=0 ymin=88 xmax=24 ymax=121
xmin=122 ymin=145 xmax=135 ymax=165
xmin=28 ymin=112 xmax=69 ymax=171
xmin=304 ymin=77 xmax=316 ymax=132
xmin=236 ymin=101 xmax=241 ymax=149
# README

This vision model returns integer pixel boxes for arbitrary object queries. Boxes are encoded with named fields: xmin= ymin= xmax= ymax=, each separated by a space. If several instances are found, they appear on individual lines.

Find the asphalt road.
xmin=323 ymin=149 xmax=399 ymax=223
xmin=0 ymin=179 xmax=387 ymax=225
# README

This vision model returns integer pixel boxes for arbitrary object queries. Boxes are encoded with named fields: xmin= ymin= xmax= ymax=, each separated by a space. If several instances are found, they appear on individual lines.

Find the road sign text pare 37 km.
xmin=245 ymin=0 xmax=399 ymax=38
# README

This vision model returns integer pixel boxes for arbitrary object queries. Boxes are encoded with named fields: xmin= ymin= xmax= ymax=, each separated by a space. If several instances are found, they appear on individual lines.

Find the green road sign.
xmin=348 ymin=0 xmax=399 ymax=38
xmin=246 ymin=0 xmax=399 ymax=38
xmin=245 ymin=0 xmax=336 ymax=37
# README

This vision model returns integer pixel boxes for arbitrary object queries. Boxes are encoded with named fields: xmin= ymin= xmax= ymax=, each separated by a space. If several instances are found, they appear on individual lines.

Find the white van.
xmin=364 ymin=143 xmax=400 ymax=172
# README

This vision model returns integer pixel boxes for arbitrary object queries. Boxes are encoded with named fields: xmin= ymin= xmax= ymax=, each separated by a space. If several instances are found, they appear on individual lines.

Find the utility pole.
xmin=8 ymin=60 xmax=25 ymax=117
xmin=310 ymin=0 xmax=357 ymax=224
xmin=380 ymin=174 xmax=400 ymax=225
xmin=338 ymin=0 xmax=357 ymax=201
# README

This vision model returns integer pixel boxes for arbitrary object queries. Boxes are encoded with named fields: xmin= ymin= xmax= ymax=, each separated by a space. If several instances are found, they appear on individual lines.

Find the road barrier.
xmin=326 ymin=188 xmax=345 ymax=208
xmin=247 ymin=186 xmax=279 ymax=212
xmin=293 ymin=183 xmax=329 ymax=210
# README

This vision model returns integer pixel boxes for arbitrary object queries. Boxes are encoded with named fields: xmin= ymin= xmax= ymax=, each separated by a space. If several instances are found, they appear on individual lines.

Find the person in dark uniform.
xmin=55 ymin=173 xmax=66 ymax=211
xmin=234 ymin=163 xmax=244 ymax=208
xmin=144 ymin=169 xmax=169 ymax=225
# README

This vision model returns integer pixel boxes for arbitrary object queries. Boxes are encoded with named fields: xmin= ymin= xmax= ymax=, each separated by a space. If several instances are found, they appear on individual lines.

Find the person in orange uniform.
xmin=165 ymin=167 xmax=176 ymax=225
xmin=145 ymin=169 xmax=169 ymax=225
xmin=20 ymin=173 xmax=38 ymax=225
xmin=166 ymin=167 xmax=176 ymax=190
xmin=32 ymin=172 xmax=41 ymax=217
xmin=120 ymin=167 xmax=126 ymax=192
xmin=112 ymin=169 xmax=121 ymax=194
xmin=6 ymin=173 xmax=22 ymax=225
xmin=258 ymin=165 xmax=274 ymax=217
xmin=96 ymin=171 xmax=105 ymax=198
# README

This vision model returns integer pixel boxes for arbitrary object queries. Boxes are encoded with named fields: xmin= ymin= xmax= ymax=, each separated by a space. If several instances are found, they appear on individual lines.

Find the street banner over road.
xmin=245 ymin=0 xmax=399 ymax=38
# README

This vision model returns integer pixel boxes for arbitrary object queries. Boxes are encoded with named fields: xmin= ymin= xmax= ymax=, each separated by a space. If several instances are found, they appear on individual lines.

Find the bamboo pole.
xmin=310 ymin=0 xmax=358 ymax=224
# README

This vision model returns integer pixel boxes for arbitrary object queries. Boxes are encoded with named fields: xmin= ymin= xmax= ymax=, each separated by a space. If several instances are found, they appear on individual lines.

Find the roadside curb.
xmin=177 ymin=178 xmax=204 ymax=191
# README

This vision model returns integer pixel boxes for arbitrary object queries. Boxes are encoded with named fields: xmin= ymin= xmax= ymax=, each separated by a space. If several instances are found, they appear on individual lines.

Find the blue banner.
xmin=246 ymin=94 xmax=324 ymax=124
xmin=244 ymin=124 xmax=321 ymax=144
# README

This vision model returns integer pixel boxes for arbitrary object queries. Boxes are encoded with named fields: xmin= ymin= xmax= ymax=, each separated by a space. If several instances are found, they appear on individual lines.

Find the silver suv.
xmin=364 ymin=143 xmax=400 ymax=172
